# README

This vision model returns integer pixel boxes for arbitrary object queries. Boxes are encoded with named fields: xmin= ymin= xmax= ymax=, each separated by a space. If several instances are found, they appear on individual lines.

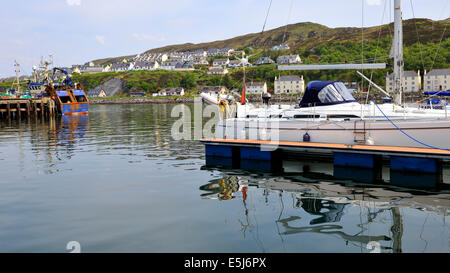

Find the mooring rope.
xmin=372 ymin=100 xmax=450 ymax=151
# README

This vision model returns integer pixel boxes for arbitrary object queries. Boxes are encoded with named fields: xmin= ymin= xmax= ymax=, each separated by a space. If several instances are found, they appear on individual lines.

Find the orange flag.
xmin=241 ymin=84 xmax=247 ymax=105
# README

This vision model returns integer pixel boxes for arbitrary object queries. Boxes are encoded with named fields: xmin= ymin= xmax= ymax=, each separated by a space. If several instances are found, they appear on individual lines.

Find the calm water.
xmin=0 ymin=103 xmax=449 ymax=253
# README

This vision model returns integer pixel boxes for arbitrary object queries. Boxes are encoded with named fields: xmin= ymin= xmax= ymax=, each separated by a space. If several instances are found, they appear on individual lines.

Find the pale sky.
xmin=0 ymin=0 xmax=448 ymax=77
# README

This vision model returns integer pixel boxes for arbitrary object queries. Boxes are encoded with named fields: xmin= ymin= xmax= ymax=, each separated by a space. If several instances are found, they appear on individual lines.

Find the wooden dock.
xmin=201 ymin=138 xmax=450 ymax=160
xmin=201 ymin=138 xmax=450 ymax=178
xmin=0 ymin=98 xmax=56 ymax=121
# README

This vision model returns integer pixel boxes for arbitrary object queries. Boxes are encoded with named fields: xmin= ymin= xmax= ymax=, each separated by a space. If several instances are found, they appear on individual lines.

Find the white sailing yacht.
xmin=215 ymin=0 xmax=450 ymax=150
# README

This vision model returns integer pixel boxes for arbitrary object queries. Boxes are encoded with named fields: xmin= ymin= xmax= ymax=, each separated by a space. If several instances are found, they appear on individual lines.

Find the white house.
xmin=87 ymin=89 xmax=107 ymax=98
xmin=423 ymin=69 xmax=450 ymax=91
xmin=227 ymin=59 xmax=242 ymax=68
xmin=246 ymin=82 xmax=267 ymax=94
xmin=154 ymin=87 xmax=185 ymax=96
xmin=207 ymin=67 xmax=228 ymax=75
xmin=207 ymin=48 xmax=220 ymax=57
xmin=111 ymin=63 xmax=131 ymax=72
xmin=174 ymin=61 xmax=195 ymax=71
xmin=193 ymin=56 xmax=209 ymax=65
xmin=276 ymin=55 xmax=302 ymax=65
xmin=160 ymin=60 xmax=180 ymax=71
xmin=386 ymin=70 xmax=421 ymax=93
xmin=213 ymin=58 xmax=229 ymax=67
xmin=255 ymin=57 xmax=274 ymax=65
xmin=271 ymin=44 xmax=290 ymax=51
xmin=134 ymin=61 xmax=159 ymax=71
xmin=84 ymin=66 xmax=104 ymax=74
xmin=274 ymin=75 xmax=305 ymax=94
xmin=230 ymin=50 xmax=245 ymax=57
xmin=218 ymin=47 xmax=234 ymax=56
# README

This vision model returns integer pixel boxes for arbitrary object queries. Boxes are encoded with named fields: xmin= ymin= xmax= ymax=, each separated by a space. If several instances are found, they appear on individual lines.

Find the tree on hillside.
xmin=181 ymin=73 xmax=197 ymax=89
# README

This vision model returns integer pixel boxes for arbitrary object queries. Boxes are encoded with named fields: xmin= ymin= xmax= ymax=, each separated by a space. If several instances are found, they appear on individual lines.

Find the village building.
xmin=276 ymin=55 xmax=302 ymax=65
xmin=153 ymin=87 xmax=185 ymax=97
xmin=386 ymin=70 xmax=421 ymax=93
xmin=110 ymin=63 xmax=130 ymax=72
xmin=199 ymin=86 xmax=228 ymax=94
xmin=87 ymin=89 xmax=107 ymax=98
xmin=160 ymin=60 xmax=180 ymax=71
xmin=206 ymin=48 xmax=220 ymax=57
xmin=423 ymin=69 xmax=450 ymax=91
xmin=102 ymin=65 xmax=111 ymax=72
xmin=213 ymin=58 xmax=229 ymax=67
xmin=129 ymin=91 xmax=146 ymax=97
xmin=207 ymin=67 xmax=228 ymax=75
xmin=344 ymin=82 xmax=360 ymax=93
xmin=174 ymin=61 xmax=194 ymax=71
xmin=274 ymin=75 xmax=305 ymax=94
xmin=229 ymin=50 xmax=246 ymax=57
xmin=255 ymin=57 xmax=275 ymax=65
xmin=227 ymin=59 xmax=242 ymax=68
xmin=271 ymin=44 xmax=290 ymax=51
xmin=133 ymin=61 xmax=159 ymax=71
xmin=193 ymin=56 xmax=209 ymax=65
xmin=218 ymin=47 xmax=234 ymax=56
xmin=246 ymin=82 xmax=268 ymax=94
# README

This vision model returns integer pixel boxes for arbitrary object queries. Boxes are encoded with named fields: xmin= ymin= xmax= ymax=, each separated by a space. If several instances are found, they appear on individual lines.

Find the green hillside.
xmin=2 ymin=18 xmax=448 ymax=95
xmin=92 ymin=18 xmax=449 ymax=66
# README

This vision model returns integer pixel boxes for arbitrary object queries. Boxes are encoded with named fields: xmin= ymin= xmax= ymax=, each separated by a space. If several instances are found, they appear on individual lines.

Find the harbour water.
xmin=0 ymin=103 xmax=449 ymax=252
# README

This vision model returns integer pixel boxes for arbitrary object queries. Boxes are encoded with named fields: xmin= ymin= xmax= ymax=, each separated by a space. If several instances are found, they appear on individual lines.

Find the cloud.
xmin=366 ymin=0 xmax=381 ymax=5
xmin=95 ymin=35 xmax=105 ymax=45
xmin=131 ymin=33 xmax=165 ymax=42
xmin=66 ymin=0 xmax=81 ymax=6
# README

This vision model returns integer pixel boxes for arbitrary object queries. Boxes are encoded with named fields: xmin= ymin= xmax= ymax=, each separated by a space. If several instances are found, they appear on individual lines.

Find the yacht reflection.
xmin=200 ymin=172 xmax=450 ymax=253
xmin=199 ymin=176 xmax=247 ymax=200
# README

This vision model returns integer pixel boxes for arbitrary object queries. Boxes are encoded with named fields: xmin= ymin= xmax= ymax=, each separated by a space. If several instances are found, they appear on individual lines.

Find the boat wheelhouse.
xmin=299 ymin=81 xmax=357 ymax=108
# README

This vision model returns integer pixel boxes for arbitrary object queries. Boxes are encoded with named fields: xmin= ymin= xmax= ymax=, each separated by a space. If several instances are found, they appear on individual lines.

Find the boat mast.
xmin=393 ymin=0 xmax=404 ymax=105
xmin=13 ymin=60 xmax=21 ymax=94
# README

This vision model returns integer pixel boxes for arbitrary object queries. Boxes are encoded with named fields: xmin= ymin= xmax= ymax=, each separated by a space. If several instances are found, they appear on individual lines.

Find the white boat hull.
xmin=215 ymin=118 xmax=450 ymax=150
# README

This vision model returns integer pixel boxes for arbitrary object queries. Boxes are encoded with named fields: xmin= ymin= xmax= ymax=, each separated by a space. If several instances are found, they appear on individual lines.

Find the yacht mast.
xmin=393 ymin=0 xmax=404 ymax=105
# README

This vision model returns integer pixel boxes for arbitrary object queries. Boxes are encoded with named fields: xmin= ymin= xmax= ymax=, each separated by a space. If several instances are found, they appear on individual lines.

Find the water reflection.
xmin=0 ymin=103 xmax=448 ymax=252
xmin=199 ymin=168 xmax=450 ymax=252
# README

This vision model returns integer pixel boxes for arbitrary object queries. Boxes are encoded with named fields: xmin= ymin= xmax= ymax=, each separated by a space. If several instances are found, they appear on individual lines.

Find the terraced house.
xmin=386 ymin=70 xmax=421 ymax=92
xmin=213 ymin=58 xmax=229 ymax=67
xmin=276 ymin=55 xmax=302 ymax=65
xmin=274 ymin=75 xmax=305 ymax=94
xmin=246 ymin=82 xmax=267 ymax=94
xmin=424 ymin=69 xmax=450 ymax=91
xmin=133 ymin=61 xmax=159 ymax=71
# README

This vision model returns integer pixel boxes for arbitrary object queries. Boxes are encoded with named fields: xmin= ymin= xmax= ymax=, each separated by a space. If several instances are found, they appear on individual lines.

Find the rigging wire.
xmin=409 ymin=0 xmax=426 ymax=73
xmin=366 ymin=0 xmax=390 ymax=105
xmin=282 ymin=0 xmax=295 ymax=44
xmin=261 ymin=0 xmax=273 ymax=34
xmin=428 ymin=0 xmax=449 ymax=72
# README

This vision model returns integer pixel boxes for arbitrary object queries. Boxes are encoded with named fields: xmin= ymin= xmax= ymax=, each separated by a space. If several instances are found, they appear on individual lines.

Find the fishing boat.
xmin=215 ymin=0 xmax=450 ymax=150
xmin=43 ymin=68 xmax=89 ymax=116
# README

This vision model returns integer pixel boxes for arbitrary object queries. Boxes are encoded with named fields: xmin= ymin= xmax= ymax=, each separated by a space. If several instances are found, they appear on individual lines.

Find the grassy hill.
xmin=92 ymin=18 xmax=449 ymax=66
xmin=3 ymin=18 xmax=448 ymax=96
